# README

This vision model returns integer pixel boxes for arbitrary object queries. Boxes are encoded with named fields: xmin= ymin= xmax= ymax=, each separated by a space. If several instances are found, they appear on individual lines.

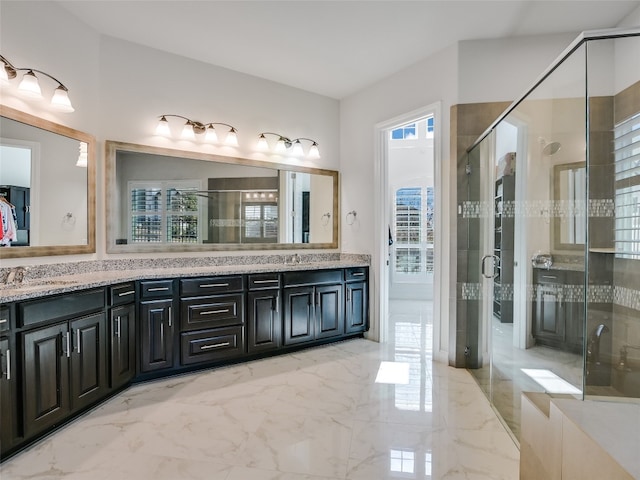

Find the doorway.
xmin=376 ymin=106 xmax=441 ymax=354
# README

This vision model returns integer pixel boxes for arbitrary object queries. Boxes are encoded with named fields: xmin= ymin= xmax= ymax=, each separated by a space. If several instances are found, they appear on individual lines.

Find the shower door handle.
xmin=481 ymin=255 xmax=500 ymax=279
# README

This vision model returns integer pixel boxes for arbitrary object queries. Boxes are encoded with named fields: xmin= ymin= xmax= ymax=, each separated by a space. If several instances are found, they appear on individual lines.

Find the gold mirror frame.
xmin=0 ymin=105 xmax=96 ymax=259
xmin=105 ymin=141 xmax=339 ymax=252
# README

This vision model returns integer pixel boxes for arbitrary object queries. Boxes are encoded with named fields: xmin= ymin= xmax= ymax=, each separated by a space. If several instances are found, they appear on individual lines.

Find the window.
xmin=426 ymin=116 xmax=434 ymax=138
xmin=391 ymin=123 xmax=416 ymax=140
xmin=394 ymin=187 xmax=435 ymax=274
xmin=614 ymin=112 xmax=640 ymax=259
xmin=129 ymin=180 xmax=201 ymax=244
xmin=243 ymin=202 xmax=278 ymax=242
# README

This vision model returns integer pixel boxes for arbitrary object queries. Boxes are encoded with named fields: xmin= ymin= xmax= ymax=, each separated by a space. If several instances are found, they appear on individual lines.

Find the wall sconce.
xmin=155 ymin=114 xmax=238 ymax=146
xmin=0 ymin=54 xmax=74 ymax=112
xmin=257 ymin=132 xmax=320 ymax=159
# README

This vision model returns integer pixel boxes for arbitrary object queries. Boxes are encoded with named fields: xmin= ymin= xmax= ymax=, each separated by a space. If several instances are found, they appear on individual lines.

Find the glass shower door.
xmin=468 ymin=42 xmax=589 ymax=441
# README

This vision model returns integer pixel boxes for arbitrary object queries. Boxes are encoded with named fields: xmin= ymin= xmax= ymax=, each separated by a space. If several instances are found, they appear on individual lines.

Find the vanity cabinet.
xmin=179 ymin=276 xmax=245 ymax=365
xmin=0 ymin=305 xmax=17 ymax=456
xmin=247 ymin=273 xmax=282 ymax=354
xmin=108 ymin=283 xmax=136 ymax=390
xmin=532 ymin=269 xmax=583 ymax=353
xmin=19 ymin=289 xmax=108 ymax=438
xmin=1 ymin=264 xmax=369 ymax=461
xmin=344 ymin=268 xmax=369 ymax=334
xmin=139 ymin=280 xmax=176 ymax=373
xmin=282 ymin=270 xmax=343 ymax=345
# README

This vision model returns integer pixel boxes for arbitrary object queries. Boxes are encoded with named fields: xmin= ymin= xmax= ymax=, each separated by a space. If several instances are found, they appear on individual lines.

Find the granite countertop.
xmin=0 ymin=255 xmax=370 ymax=303
xmin=534 ymin=262 xmax=585 ymax=272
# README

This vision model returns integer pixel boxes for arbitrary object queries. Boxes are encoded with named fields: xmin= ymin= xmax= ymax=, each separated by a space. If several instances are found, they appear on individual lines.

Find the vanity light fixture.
xmin=0 ymin=54 xmax=74 ymax=112
xmin=257 ymin=132 xmax=320 ymax=159
xmin=155 ymin=114 xmax=238 ymax=146
xmin=76 ymin=142 xmax=88 ymax=168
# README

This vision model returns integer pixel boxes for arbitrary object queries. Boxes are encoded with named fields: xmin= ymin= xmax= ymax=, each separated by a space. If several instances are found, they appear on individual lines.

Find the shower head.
xmin=540 ymin=139 xmax=561 ymax=156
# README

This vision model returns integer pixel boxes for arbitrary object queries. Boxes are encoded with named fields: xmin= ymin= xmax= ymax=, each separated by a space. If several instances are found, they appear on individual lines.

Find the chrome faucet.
xmin=587 ymin=323 xmax=610 ymax=366
xmin=618 ymin=344 xmax=640 ymax=371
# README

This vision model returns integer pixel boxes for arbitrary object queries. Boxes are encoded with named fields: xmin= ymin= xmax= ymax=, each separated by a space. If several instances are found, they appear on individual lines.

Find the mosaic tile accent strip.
xmin=461 ymin=199 xmax=615 ymax=219
xmin=458 ymin=281 xmax=637 ymax=312
xmin=614 ymin=286 xmax=640 ymax=312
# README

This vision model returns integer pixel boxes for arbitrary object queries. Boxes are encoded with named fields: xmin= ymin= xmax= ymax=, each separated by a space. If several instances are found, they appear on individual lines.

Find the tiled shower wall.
xmin=611 ymin=80 xmax=640 ymax=385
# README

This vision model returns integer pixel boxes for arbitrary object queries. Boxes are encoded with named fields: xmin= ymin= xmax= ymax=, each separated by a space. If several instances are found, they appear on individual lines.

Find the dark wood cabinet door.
xmin=247 ymin=290 xmax=281 ymax=353
xmin=110 ymin=304 xmax=136 ymax=389
xmin=70 ymin=312 xmax=108 ymax=411
xmin=0 ymin=336 xmax=16 ymax=456
xmin=534 ymin=283 xmax=565 ymax=343
xmin=22 ymin=323 xmax=70 ymax=438
xmin=140 ymin=299 xmax=174 ymax=372
xmin=283 ymin=287 xmax=314 ymax=345
xmin=565 ymin=295 xmax=585 ymax=354
xmin=345 ymin=281 xmax=368 ymax=334
xmin=315 ymin=284 xmax=343 ymax=339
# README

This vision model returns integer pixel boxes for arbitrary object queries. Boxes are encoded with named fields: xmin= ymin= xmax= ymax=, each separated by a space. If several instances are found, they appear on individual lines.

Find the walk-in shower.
xmin=461 ymin=28 xmax=640 ymax=443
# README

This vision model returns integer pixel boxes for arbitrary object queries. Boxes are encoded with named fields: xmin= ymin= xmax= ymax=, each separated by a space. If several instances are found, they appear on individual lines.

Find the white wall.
xmin=0 ymin=1 xmax=340 ymax=264
xmin=339 ymin=33 xmax=576 ymax=352
xmin=457 ymin=33 xmax=578 ymax=104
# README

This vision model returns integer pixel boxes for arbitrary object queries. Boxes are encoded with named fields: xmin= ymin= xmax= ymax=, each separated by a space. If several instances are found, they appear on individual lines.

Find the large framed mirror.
xmin=106 ymin=141 xmax=338 ymax=252
xmin=553 ymin=161 xmax=586 ymax=251
xmin=0 ymin=105 xmax=96 ymax=258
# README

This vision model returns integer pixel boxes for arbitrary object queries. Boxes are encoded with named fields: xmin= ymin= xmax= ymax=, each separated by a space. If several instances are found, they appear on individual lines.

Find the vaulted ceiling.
xmin=57 ymin=0 xmax=640 ymax=99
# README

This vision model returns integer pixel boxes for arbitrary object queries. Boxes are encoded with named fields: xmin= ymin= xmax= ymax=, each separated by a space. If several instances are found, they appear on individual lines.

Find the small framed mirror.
xmin=553 ymin=162 xmax=586 ymax=251
xmin=0 ymin=105 xmax=96 ymax=258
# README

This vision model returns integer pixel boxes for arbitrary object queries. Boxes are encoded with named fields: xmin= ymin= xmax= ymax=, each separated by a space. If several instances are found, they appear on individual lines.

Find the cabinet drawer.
xmin=180 ymin=326 xmax=245 ymax=365
xmin=140 ymin=280 xmax=174 ymax=299
xmin=19 ymin=288 xmax=105 ymax=328
xmin=109 ymin=283 xmax=136 ymax=306
xmin=283 ymin=269 xmax=342 ymax=287
xmin=0 ymin=304 xmax=11 ymax=332
xmin=180 ymin=276 xmax=244 ymax=296
xmin=535 ymin=270 xmax=564 ymax=284
xmin=180 ymin=294 xmax=244 ymax=331
xmin=248 ymin=273 xmax=281 ymax=290
xmin=345 ymin=267 xmax=367 ymax=282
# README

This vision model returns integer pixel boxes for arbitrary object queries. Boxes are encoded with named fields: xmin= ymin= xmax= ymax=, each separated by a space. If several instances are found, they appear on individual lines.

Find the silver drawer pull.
xmin=0 ymin=319 xmax=7 ymax=324
xmin=200 ymin=283 xmax=229 ymax=288
xmin=200 ymin=309 xmax=230 ymax=315
xmin=351 ymin=272 xmax=365 ymax=276
xmin=148 ymin=287 xmax=169 ymax=292
xmin=254 ymin=279 xmax=279 ymax=284
xmin=541 ymin=275 xmax=557 ymax=279
xmin=201 ymin=342 xmax=230 ymax=350
xmin=118 ymin=290 xmax=135 ymax=297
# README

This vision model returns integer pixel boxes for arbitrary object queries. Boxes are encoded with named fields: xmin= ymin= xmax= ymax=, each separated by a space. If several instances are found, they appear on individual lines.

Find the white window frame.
xmin=128 ymin=179 xmax=202 ymax=244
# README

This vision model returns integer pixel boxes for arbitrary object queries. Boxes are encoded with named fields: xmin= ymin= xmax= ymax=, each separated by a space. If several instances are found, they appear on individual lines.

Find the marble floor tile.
xmin=1 ymin=299 xmax=519 ymax=480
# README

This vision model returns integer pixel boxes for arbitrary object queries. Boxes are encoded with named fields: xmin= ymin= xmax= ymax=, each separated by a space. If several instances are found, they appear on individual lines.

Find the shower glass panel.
xmin=468 ymin=43 xmax=590 ymax=441
xmin=467 ymin=30 xmax=640 ymax=443
xmin=585 ymin=35 xmax=640 ymax=400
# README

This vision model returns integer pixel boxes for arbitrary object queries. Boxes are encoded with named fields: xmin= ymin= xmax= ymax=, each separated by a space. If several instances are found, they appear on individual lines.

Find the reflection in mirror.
xmin=553 ymin=162 xmax=586 ymax=250
xmin=0 ymin=105 xmax=95 ymax=258
xmin=106 ymin=141 xmax=338 ymax=252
